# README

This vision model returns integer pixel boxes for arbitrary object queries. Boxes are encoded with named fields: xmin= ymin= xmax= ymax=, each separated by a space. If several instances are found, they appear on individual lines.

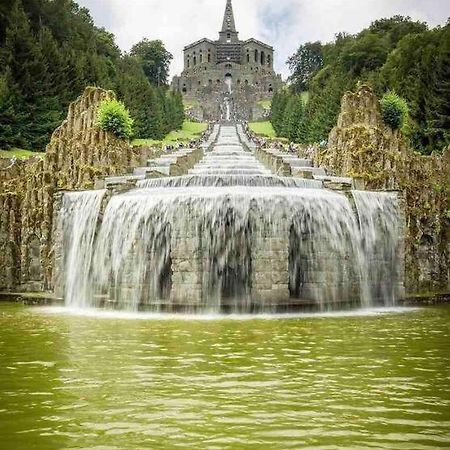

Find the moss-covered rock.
xmin=0 ymin=87 xmax=133 ymax=292
xmin=320 ymin=85 xmax=449 ymax=294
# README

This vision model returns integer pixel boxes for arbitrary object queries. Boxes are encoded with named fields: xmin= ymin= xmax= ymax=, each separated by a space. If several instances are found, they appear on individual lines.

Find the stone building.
xmin=172 ymin=0 xmax=282 ymax=121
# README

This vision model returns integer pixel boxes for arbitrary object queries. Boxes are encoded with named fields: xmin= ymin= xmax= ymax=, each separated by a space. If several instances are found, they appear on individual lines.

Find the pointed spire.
xmin=221 ymin=0 xmax=237 ymax=33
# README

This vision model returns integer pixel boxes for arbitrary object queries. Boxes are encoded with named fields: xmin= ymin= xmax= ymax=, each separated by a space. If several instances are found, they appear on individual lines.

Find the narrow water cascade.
xmin=58 ymin=125 xmax=404 ymax=313
xmin=60 ymin=190 xmax=106 ymax=308
xmin=353 ymin=191 xmax=403 ymax=306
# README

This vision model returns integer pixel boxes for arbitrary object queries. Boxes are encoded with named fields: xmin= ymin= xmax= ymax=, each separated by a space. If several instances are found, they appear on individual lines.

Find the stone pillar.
xmin=170 ymin=217 xmax=203 ymax=308
xmin=251 ymin=222 xmax=290 ymax=307
xmin=51 ymin=191 xmax=65 ymax=299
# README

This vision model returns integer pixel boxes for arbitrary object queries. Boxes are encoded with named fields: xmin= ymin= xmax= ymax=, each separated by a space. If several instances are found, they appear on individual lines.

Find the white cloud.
xmin=77 ymin=0 xmax=449 ymax=79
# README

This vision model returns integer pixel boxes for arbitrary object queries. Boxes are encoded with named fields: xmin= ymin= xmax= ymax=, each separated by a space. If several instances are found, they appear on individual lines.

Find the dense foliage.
xmin=0 ymin=0 xmax=184 ymax=150
xmin=380 ymin=92 xmax=409 ymax=130
xmin=97 ymin=99 xmax=133 ymax=139
xmin=274 ymin=16 xmax=450 ymax=154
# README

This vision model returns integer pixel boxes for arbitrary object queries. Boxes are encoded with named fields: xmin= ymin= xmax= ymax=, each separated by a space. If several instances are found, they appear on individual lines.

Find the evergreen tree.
xmin=0 ymin=0 xmax=184 ymax=149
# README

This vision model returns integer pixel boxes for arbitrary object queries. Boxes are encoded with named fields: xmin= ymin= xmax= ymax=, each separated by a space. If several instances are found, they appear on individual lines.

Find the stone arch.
xmin=246 ymin=50 xmax=250 ymax=63
xmin=261 ymin=51 xmax=265 ymax=65
xmin=267 ymin=54 xmax=271 ymax=67
xmin=254 ymin=49 xmax=258 ymax=63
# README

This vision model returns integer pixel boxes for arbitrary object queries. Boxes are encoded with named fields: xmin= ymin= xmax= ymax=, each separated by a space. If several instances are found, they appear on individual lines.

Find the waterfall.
xmin=352 ymin=191 xmax=402 ymax=306
xmin=225 ymin=101 xmax=231 ymax=121
xmin=58 ymin=126 xmax=403 ymax=313
xmin=60 ymin=190 xmax=105 ymax=308
xmin=137 ymin=175 xmax=323 ymax=189
xmin=225 ymin=76 xmax=232 ymax=94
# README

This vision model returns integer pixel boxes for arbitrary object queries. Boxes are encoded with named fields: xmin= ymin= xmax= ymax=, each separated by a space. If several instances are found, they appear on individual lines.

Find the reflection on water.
xmin=0 ymin=303 xmax=450 ymax=449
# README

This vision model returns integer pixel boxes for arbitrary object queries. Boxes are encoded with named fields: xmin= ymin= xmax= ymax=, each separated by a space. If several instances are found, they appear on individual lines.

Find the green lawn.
xmin=0 ymin=148 xmax=41 ymax=159
xmin=248 ymin=121 xmax=276 ymax=138
xmin=257 ymin=99 xmax=272 ymax=110
xmin=133 ymin=121 xmax=208 ymax=147
xmin=183 ymin=99 xmax=200 ymax=110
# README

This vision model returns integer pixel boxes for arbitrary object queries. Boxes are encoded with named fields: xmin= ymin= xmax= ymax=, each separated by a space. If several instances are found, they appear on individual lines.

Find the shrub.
xmin=380 ymin=91 xmax=409 ymax=130
xmin=97 ymin=99 xmax=134 ymax=139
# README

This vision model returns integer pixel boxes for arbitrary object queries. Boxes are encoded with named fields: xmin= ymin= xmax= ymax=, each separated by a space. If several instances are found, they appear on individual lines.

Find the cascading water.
xmin=60 ymin=190 xmax=105 ymax=308
xmin=352 ymin=190 xmax=403 ymax=306
xmin=58 ymin=125 xmax=403 ymax=313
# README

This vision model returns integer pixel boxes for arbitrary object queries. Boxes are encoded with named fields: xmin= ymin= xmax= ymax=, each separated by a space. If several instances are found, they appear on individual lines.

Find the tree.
xmin=287 ymin=42 xmax=323 ymax=92
xmin=0 ymin=0 xmax=183 ymax=149
xmin=270 ymin=90 xmax=289 ymax=136
xmin=129 ymin=39 xmax=173 ymax=86
xmin=281 ymin=95 xmax=305 ymax=141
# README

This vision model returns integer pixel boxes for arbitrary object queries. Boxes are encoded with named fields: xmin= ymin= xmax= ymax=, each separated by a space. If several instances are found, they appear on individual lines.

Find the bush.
xmin=380 ymin=91 xmax=409 ymax=130
xmin=97 ymin=99 xmax=134 ymax=139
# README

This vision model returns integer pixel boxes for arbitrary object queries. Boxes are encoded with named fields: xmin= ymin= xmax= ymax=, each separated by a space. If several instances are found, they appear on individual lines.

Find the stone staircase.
xmin=254 ymin=147 xmax=356 ymax=190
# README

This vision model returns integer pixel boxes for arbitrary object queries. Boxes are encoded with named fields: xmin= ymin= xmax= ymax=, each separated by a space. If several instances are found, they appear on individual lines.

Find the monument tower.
xmin=172 ymin=0 xmax=282 ymax=121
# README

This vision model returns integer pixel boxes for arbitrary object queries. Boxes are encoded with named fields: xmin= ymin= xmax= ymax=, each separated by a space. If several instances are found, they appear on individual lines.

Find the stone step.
xmin=292 ymin=167 xmax=327 ymax=176
xmin=314 ymin=175 xmax=353 ymax=185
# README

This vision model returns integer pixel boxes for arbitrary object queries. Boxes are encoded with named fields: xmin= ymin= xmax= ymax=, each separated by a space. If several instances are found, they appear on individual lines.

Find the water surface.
xmin=1 ymin=303 xmax=449 ymax=449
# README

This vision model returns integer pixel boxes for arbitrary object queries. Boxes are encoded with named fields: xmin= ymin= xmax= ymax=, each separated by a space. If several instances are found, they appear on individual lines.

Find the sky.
xmin=77 ymin=0 xmax=449 ymax=80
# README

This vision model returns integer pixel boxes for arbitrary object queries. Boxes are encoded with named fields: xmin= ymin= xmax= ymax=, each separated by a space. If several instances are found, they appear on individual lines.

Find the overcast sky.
xmin=77 ymin=0 xmax=449 ymax=79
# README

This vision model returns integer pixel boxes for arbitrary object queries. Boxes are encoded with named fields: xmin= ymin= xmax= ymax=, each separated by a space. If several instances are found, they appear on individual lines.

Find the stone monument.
xmin=172 ymin=0 xmax=282 ymax=121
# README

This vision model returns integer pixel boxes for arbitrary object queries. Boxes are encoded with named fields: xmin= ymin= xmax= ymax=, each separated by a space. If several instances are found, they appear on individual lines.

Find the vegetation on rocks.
xmin=274 ymin=16 xmax=450 ymax=154
xmin=0 ymin=0 xmax=184 ymax=151
xmin=380 ymin=92 xmax=409 ymax=130
xmin=97 ymin=99 xmax=134 ymax=139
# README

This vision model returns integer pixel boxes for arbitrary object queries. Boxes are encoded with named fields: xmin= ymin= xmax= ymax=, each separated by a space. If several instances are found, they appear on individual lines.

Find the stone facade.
xmin=313 ymin=85 xmax=450 ymax=294
xmin=172 ymin=0 xmax=282 ymax=121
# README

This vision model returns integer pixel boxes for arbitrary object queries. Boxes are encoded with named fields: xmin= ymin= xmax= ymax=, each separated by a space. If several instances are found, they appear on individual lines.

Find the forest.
xmin=0 ymin=0 xmax=184 ymax=151
xmin=272 ymin=16 xmax=450 ymax=154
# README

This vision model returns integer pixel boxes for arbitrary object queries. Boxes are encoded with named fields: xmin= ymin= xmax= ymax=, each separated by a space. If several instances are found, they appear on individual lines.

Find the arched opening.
xmin=261 ymin=51 xmax=265 ymax=65
xmin=246 ymin=51 xmax=250 ymax=63
xmin=193 ymin=56 xmax=197 ymax=66
xmin=187 ymin=56 xmax=190 ymax=68
xmin=200 ymin=50 xmax=203 ymax=63
xmin=244 ymin=79 xmax=249 ymax=85
xmin=268 ymin=84 xmax=273 ymax=93
xmin=254 ymin=49 xmax=258 ymax=63
xmin=267 ymin=54 xmax=271 ymax=67
xmin=208 ymin=50 xmax=211 ymax=63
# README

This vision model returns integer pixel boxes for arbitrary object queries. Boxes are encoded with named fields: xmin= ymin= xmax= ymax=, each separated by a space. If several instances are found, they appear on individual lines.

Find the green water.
xmin=1 ymin=304 xmax=450 ymax=450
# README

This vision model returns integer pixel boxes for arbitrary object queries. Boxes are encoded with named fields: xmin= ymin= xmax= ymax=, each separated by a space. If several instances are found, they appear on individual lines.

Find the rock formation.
xmin=0 ymin=87 xmax=134 ymax=292
xmin=318 ymin=85 xmax=450 ymax=293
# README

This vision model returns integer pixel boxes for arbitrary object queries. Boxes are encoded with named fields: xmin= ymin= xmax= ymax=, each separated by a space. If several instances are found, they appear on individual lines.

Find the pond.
xmin=0 ymin=303 xmax=449 ymax=449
